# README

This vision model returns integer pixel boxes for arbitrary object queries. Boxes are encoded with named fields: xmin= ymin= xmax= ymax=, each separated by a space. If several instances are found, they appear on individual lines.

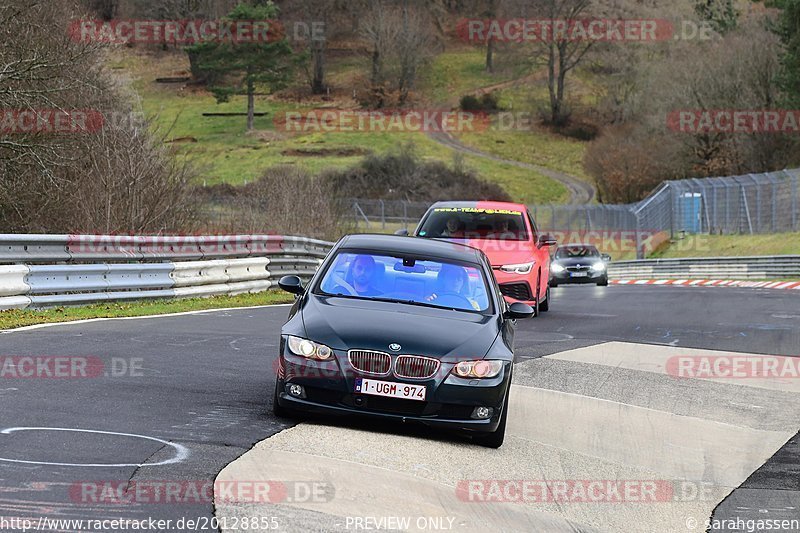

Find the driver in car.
xmin=426 ymin=265 xmax=480 ymax=310
xmin=331 ymin=254 xmax=383 ymax=297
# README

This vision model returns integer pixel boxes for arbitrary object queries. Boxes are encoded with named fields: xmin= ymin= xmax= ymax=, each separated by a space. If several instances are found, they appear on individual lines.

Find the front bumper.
xmin=551 ymin=269 xmax=607 ymax=284
xmin=493 ymin=269 xmax=537 ymax=304
xmin=276 ymin=348 xmax=512 ymax=433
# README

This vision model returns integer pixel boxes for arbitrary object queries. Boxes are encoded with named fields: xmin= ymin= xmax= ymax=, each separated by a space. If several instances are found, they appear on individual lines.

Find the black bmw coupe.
xmin=273 ymin=234 xmax=534 ymax=448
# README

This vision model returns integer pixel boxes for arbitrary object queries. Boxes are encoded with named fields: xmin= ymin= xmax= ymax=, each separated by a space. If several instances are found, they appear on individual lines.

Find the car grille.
xmin=394 ymin=355 xmax=440 ymax=379
xmin=348 ymin=350 xmax=391 ymax=376
xmin=499 ymin=282 xmax=532 ymax=301
xmin=566 ymin=265 xmax=590 ymax=273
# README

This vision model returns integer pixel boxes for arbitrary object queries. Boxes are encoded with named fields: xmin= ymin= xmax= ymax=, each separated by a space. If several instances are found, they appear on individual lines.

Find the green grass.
xmin=418 ymin=48 xmax=526 ymax=105
xmin=0 ymin=291 xmax=293 ymax=331
xmin=650 ymin=233 xmax=800 ymax=259
xmin=456 ymin=128 xmax=591 ymax=182
xmin=116 ymin=48 xmax=571 ymax=202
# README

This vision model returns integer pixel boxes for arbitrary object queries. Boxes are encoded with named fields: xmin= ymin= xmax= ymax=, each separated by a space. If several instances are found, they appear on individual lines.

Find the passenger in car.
xmin=426 ymin=264 xmax=480 ymax=310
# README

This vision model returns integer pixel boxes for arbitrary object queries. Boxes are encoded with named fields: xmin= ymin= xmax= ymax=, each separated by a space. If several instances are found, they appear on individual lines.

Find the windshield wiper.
xmin=370 ymin=297 xmax=471 ymax=313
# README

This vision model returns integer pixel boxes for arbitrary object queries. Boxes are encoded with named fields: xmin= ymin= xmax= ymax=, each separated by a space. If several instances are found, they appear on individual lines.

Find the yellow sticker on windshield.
xmin=433 ymin=207 xmax=521 ymax=215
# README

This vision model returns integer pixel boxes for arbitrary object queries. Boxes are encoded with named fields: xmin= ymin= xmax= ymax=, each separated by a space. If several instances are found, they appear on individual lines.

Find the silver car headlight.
xmin=499 ymin=262 xmax=534 ymax=275
xmin=452 ymin=360 xmax=503 ymax=379
xmin=551 ymin=264 xmax=566 ymax=274
xmin=287 ymin=336 xmax=333 ymax=361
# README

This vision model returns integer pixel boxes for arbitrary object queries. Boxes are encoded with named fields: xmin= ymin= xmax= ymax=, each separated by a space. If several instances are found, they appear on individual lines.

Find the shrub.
xmin=325 ymin=144 xmax=511 ymax=202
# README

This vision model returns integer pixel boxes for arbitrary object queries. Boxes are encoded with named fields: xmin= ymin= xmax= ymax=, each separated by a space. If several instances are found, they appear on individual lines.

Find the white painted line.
xmin=0 ymin=427 xmax=189 ymax=467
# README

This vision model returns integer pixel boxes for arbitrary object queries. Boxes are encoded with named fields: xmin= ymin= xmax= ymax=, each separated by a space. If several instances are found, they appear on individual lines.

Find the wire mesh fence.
xmin=348 ymin=168 xmax=800 ymax=258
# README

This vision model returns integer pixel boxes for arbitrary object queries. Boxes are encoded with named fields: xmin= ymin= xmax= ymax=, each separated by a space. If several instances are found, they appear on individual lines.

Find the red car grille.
xmin=394 ymin=355 xmax=440 ymax=379
xmin=500 ymin=282 xmax=532 ymax=301
xmin=348 ymin=350 xmax=391 ymax=376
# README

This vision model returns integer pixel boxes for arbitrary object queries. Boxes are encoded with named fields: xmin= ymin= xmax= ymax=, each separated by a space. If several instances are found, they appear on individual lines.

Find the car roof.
xmin=428 ymin=200 xmax=528 ymax=212
xmin=339 ymin=234 xmax=485 ymax=264
xmin=559 ymin=243 xmax=598 ymax=249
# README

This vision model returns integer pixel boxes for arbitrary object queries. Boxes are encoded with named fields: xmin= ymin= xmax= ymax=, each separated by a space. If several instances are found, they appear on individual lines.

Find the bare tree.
xmin=520 ymin=0 xmax=597 ymax=125
xmin=361 ymin=0 xmax=439 ymax=106
xmin=0 ymin=0 xmax=198 ymax=233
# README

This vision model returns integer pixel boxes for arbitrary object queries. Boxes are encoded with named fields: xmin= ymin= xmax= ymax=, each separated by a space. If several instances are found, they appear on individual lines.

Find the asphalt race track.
xmin=0 ymin=284 xmax=798 ymax=532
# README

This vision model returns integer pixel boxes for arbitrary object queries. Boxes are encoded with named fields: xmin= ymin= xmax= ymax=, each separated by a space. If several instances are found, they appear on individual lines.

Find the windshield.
xmin=316 ymin=251 xmax=492 ymax=313
xmin=555 ymin=246 xmax=600 ymax=259
xmin=417 ymin=207 xmax=529 ymax=241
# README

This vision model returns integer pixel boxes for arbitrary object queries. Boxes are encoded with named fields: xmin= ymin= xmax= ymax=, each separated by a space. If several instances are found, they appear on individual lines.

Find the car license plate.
xmin=355 ymin=378 xmax=426 ymax=401
xmin=571 ymin=272 xmax=588 ymax=278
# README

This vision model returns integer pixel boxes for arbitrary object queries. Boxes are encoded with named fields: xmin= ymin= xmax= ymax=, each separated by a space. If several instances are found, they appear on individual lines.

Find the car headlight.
xmin=499 ymin=262 xmax=534 ymax=275
xmin=452 ymin=360 xmax=504 ymax=379
xmin=551 ymin=264 xmax=566 ymax=274
xmin=590 ymin=262 xmax=606 ymax=272
xmin=287 ymin=336 xmax=333 ymax=360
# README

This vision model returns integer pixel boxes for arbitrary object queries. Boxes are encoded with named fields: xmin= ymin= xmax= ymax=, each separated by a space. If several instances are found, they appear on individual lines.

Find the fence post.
xmin=771 ymin=178 xmax=777 ymax=233
xmin=403 ymin=202 xmax=409 ymax=231
xmin=635 ymin=213 xmax=644 ymax=260
xmin=791 ymin=171 xmax=798 ymax=232
xmin=380 ymin=200 xmax=386 ymax=230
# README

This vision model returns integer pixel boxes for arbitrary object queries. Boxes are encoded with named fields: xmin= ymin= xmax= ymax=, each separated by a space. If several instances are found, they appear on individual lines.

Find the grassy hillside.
xmin=650 ymin=233 xmax=800 ymax=259
xmin=114 ymin=47 xmax=580 ymax=203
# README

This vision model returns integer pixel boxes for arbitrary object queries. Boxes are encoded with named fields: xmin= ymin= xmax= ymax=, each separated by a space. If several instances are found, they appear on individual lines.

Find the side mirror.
xmin=601 ymin=254 xmax=611 ymax=262
xmin=278 ymin=275 xmax=304 ymax=295
xmin=505 ymin=302 xmax=534 ymax=320
xmin=394 ymin=229 xmax=409 ymax=236
xmin=537 ymin=234 xmax=557 ymax=248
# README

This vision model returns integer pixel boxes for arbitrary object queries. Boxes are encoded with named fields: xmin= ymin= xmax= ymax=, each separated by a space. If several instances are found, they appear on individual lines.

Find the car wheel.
xmin=475 ymin=386 xmax=510 ymax=449
xmin=597 ymin=277 xmax=609 ymax=287
xmin=550 ymin=280 xmax=558 ymax=288
xmin=531 ymin=273 xmax=541 ymax=317
xmin=539 ymin=285 xmax=550 ymax=312
xmin=272 ymin=377 xmax=293 ymax=418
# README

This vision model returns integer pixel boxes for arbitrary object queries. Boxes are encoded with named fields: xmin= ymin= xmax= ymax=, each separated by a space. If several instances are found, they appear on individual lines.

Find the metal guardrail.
xmin=0 ymin=234 xmax=334 ymax=310
xmin=608 ymin=256 xmax=800 ymax=281
xmin=0 ymin=234 xmax=333 ymax=264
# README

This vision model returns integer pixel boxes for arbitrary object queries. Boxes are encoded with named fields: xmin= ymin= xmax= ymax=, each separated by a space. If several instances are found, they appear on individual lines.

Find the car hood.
xmin=444 ymin=238 xmax=535 ymax=267
xmin=300 ymin=296 xmax=499 ymax=362
xmin=553 ymin=257 xmax=604 ymax=267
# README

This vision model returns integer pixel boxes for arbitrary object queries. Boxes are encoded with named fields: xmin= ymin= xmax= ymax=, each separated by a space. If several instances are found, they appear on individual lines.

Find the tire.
xmin=272 ymin=377 xmax=293 ymax=418
xmin=550 ymin=280 xmax=558 ymax=288
xmin=539 ymin=286 xmax=550 ymax=312
xmin=597 ymin=277 xmax=609 ymax=287
xmin=475 ymin=385 xmax=510 ymax=449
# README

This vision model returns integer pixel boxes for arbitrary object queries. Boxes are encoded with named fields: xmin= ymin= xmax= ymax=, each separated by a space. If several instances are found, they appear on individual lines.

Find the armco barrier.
xmin=0 ymin=234 xmax=334 ymax=310
xmin=0 ymin=234 xmax=333 ymax=264
xmin=608 ymin=255 xmax=800 ymax=280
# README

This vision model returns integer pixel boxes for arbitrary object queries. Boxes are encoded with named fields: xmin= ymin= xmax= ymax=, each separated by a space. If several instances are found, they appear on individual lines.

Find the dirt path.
xmin=431 ymin=71 xmax=597 ymax=204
